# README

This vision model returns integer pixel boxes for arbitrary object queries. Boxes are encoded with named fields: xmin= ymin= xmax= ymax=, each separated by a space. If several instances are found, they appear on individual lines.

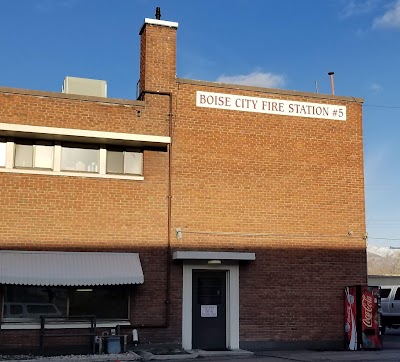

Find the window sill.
xmin=0 ymin=168 xmax=144 ymax=181
xmin=1 ymin=320 xmax=131 ymax=330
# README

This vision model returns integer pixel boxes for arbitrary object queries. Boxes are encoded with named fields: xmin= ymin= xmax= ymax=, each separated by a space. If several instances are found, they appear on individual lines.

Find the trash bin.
xmin=106 ymin=336 xmax=121 ymax=354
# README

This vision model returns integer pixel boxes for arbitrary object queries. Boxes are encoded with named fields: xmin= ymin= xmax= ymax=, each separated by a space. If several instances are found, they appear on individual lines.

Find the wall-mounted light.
xmin=76 ymin=288 xmax=93 ymax=292
xmin=176 ymin=228 xmax=182 ymax=240
xmin=208 ymin=260 xmax=221 ymax=265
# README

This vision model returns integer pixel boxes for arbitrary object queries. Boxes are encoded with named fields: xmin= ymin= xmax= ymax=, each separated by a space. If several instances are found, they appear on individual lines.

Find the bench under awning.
xmin=0 ymin=250 xmax=144 ymax=286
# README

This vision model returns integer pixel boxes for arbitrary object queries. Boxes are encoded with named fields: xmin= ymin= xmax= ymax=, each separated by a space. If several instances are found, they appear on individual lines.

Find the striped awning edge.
xmin=0 ymin=250 xmax=144 ymax=286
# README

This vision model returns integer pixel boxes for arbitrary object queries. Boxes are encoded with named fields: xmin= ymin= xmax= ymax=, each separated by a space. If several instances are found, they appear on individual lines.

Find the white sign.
xmin=196 ymin=91 xmax=346 ymax=121
xmin=201 ymin=305 xmax=218 ymax=318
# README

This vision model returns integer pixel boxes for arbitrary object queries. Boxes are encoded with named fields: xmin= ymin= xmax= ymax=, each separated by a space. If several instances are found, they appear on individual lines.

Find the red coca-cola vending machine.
xmin=344 ymin=285 xmax=382 ymax=350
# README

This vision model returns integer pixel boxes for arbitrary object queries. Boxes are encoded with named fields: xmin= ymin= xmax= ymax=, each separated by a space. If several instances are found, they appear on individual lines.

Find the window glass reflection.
xmin=124 ymin=152 xmax=143 ymax=175
xmin=35 ymin=145 xmax=53 ymax=169
xmin=14 ymin=141 xmax=54 ymax=169
xmin=106 ymin=148 xmax=143 ymax=175
xmin=61 ymin=145 xmax=99 ymax=172
xmin=106 ymin=150 xmax=124 ymax=174
xmin=15 ymin=144 xmax=33 ymax=168
xmin=4 ymin=285 xmax=129 ymax=320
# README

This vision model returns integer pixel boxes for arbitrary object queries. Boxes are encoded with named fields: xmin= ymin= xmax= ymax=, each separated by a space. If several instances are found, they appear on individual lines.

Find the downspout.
xmin=131 ymin=89 xmax=172 ymax=329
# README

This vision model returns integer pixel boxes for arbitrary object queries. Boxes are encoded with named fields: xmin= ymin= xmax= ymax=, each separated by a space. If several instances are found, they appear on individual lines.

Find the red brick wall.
xmin=0 ymin=89 xmax=169 ymax=136
xmin=170 ymin=80 xmax=366 ymax=344
xmin=0 ymin=87 xmax=180 ymax=348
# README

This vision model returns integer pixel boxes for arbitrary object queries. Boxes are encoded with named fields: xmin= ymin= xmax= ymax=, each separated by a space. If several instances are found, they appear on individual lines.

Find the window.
xmin=5 ymin=303 xmax=23 ymax=318
xmin=106 ymin=148 xmax=143 ymax=175
xmin=394 ymin=288 xmax=400 ymax=301
xmin=3 ymin=285 xmax=129 ymax=321
xmin=69 ymin=287 xmax=129 ymax=319
xmin=14 ymin=140 xmax=54 ymax=169
xmin=0 ymin=139 xmax=6 ymax=167
xmin=61 ymin=143 xmax=99 ymax=172
xmin=0 ymin=137 xmax=144 ymax=179
xmin=4 ymin=286 xmax=67 ymax=320
xmin=381 ymin=288 xmax=391 ymax=299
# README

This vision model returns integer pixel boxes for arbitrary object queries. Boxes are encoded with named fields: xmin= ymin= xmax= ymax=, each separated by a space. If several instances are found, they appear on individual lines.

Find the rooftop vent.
xmin=62 ymin=76 xmax=107 ymax=97
xmin=155 ymin=7 xmax=161 ymax=20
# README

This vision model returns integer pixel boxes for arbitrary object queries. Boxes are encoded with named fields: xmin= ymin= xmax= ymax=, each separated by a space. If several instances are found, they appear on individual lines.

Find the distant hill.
xmin=367 ymin=246 xmax=400 ymax=275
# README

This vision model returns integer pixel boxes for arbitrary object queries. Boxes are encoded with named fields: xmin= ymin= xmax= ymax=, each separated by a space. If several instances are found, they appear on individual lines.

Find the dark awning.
xmin=0 ymin=250 xmax=144 ymax=286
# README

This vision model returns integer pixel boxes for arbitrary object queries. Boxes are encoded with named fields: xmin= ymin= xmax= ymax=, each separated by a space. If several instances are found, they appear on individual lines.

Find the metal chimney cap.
xmin=328 ymin=71 xmax=335 ymax=75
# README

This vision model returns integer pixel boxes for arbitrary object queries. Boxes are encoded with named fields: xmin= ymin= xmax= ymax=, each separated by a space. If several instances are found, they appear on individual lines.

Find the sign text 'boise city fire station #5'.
xmin=196 ymin=91 xmax=346 ymax=121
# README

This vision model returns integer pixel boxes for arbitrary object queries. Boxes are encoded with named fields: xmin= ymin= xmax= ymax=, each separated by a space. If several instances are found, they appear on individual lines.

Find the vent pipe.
xmin=328 ymin=71 xmax=335 ymax=95
xmin=155 ymin=7 xmax=161 ymax=20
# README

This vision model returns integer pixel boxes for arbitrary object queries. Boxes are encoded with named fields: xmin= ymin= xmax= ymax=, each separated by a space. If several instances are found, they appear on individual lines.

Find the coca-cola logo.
xmin=362 ymin=294 xmax=373 ymax=328
xmin=346 ymin=305 xmax=351 ymax=324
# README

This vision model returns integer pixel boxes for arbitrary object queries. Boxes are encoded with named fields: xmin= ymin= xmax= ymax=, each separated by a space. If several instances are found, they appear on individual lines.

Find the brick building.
xmin=0 ymin=13 xmax=366 ymax=355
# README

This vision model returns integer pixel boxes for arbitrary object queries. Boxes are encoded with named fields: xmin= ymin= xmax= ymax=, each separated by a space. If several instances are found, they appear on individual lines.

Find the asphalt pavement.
xmin=4 ymin=329 xmax=400 ymax=362
xmin=10 ymin=350 xmax=400 ymax=362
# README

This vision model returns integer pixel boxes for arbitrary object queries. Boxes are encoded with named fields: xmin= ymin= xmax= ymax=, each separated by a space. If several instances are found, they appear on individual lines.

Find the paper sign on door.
xmin=201 ymin=305 xmax=217 ymax=318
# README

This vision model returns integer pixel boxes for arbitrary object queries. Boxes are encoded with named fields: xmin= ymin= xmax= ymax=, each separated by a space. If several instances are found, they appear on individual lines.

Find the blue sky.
xmin=1 ymin=0 xmax=399 ymax=247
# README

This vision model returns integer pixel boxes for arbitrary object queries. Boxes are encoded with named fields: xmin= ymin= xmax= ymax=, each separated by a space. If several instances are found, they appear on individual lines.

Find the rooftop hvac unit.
xmin=62 ymin=76 xmax=107 ymax=97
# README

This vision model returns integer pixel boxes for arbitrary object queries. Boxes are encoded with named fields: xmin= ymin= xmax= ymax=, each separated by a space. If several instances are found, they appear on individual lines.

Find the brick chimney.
xmin=139 ymin=17 xmax=178 ymax=95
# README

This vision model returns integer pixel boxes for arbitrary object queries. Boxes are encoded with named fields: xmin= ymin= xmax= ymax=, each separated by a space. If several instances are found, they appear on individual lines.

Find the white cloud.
xmin=373 ymin=0 xmax=400 ymax=28
xmin=340 ymin=0 xmax=379 ymax=18
xmin=216 ymin=71 xmax=285 ymax=89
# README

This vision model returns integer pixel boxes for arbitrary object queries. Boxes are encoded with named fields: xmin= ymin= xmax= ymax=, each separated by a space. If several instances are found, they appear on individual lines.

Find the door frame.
xmin=182 ymin=262 xmax=239 ymax=350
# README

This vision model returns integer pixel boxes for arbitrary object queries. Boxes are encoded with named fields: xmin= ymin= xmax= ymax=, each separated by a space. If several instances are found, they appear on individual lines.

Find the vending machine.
xmin=344 ymin=285 xmax=382 ymax=350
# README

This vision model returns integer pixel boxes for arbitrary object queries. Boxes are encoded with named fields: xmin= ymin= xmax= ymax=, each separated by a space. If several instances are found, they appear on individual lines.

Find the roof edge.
xmin=0 ymin=86 xmax=144 ymax=107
